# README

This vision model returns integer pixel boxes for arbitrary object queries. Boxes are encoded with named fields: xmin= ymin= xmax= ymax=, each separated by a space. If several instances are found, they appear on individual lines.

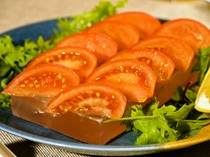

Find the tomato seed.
xmin=61 ymin=84 xmax=67 ymax=89
xmin=56 ymin=74 xmax=63 ymax=79
xmin=29 ymin=84 xmax=34 ymax=87
xmin=119 ymin=66 xmax=124 ymax=72
xmin=24 ymin=80 xmax=29 ymax=84
xmin=57 ymin=54 xmax=62 ymax=59
xmin=61 ymin=78 xmax=66 ymax=83
xmin=96 ymin=92 xmax=100 ymax=97
xmin=77 ymin=95 xmax=84 ymax=100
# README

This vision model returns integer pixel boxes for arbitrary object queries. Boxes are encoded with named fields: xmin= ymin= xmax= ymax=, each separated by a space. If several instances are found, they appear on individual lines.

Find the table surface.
xmin=1 ymin=0 xmax=210 ymax=157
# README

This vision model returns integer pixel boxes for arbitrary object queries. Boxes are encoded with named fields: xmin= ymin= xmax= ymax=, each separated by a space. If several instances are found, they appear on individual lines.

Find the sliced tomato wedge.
xmin=45 ymin=83 xmax=127 ymax=119
xmin=85 ymin=21 xmax=141 ymax=51
xmin=153 ymin=18 xmax=210 ymax=54
xmin=104 ymin=11 xmax=161 ymax=37
xmin=131 ymin=36 xmax=194 ymax=72
xmin=2 ymin=64 xmax=80 ymax=97
xmin=87 ymin=59 xmax=157 ymax=103
xmin=26 ymin=47 xmax=97 ymax=82
xmin=110 ymin=48 xmax=175 ymax=83
xmin=55 ymin=32 xmax=118 ymax=64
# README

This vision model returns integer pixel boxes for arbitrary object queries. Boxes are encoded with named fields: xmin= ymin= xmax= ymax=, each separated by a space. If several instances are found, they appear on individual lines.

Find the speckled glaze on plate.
xmin=1 ymin=19 xmax=210 ymax=156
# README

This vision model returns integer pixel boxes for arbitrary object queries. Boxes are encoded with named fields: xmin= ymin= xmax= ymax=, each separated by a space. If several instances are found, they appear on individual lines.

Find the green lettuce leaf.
xmin=121 ymin=99 xmax=210 ymax=145
xmin=0 ymin=93 xmax=10 ymax=110
xmin=125 ymin=103 xmax=178 ymax=145
xmin=193 ymin=47 xmax=210 ymax=85
xmin=0 ymin=0 xmax=127 ymax=90
xmin=0 ymin=0 xmax=128 ymax=110
xmin=52 ymin=0 xmax=127 ymax=44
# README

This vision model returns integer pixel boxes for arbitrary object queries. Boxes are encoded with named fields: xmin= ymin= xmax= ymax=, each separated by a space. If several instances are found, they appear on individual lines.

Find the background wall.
xmin=0 ymin=0 xmax=210 ymax=34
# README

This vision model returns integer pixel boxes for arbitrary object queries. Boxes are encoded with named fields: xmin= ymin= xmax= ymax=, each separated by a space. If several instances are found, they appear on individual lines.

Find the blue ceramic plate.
xmin=1 ymin=19 xmax=210 ymax=156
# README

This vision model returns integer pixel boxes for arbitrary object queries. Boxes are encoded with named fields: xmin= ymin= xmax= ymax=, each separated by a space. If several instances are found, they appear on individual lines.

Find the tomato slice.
xmin=55 ymin=32 xmax=118 ymax=64
xmin=87 ymin=59 xmax=157 ymax=103
xmin=110 ymin=48 xmax=175 ymax=83
xmin=85 ymin=21 xmax=141 ymax=51
xmin=153 ymin=18 xmax=210 ymax=54
xmin=104 ymin=11 xmax=161 ymax=37
xmin=46 ymin=83 xmax=127 ymax=119
xmin=2 ymin=64 xmax=80 ymax=97
xmin=26 ymin=47 xmax=97 ymax=82
xmin=131 ymin=36 xmax=194 ymax=72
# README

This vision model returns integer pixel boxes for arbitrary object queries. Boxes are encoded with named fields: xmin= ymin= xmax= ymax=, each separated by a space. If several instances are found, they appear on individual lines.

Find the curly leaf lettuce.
xmin=126 ymin=102 xmax=178 ymax=145
xmin=121 ymin=101 xmax=210 ymax=145
xmin=0 ymin=0 xmax=127 ymax=87
xmin=0 ymin=0 xmax=127 ymax=109
xmin=193 ymin=47 xmax=210 ymax=85
xmin=52 ymin=0 xmax=127 ymax=44
xmin=0 ymin=93 xmax=10 ymax=110
xmin=134 ymin=115 xmax=177 ymax=145
xmin=0 ymin=36 xmax=51 ymax=88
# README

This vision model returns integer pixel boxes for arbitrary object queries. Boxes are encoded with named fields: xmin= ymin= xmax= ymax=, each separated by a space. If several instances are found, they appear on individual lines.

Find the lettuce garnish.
xmin=193 ymin=47 xmax=210 ymax=85
xmin=0 ymin=0 xmax=127 ymax=89
xmin=0 ymin=0 xmax=127 ymax=109
xmin=104 ymin=77 xmax=210 ymax=145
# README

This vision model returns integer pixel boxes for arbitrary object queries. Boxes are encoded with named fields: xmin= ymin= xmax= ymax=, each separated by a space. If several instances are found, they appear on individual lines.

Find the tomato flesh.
xmin=46 ymin=83 xmax=127 ymax=119
xmin=2 ymin=64 xmax=80 ymax=97
xmin=26 ymin=47 xmax=97 ymax=82
xmin=55 ymin=32 xmax=118 ymax=64
xmin=131 ymin=36 xmax=194 ymax=72
xmin=87 ymin=59 xmax=157 ymax=103
xmin=110 ymin=48 xmax=175 ymax=83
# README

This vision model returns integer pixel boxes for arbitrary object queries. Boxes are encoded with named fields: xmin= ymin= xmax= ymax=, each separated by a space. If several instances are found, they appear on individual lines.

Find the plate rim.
xmin=1 ymin=119 xmax=210 ymax=156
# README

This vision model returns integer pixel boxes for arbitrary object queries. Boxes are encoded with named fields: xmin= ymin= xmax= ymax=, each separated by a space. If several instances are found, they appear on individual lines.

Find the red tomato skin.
xmin=46 ymin=82 xmax=127 ymax=119
xmin=110 ymin=48 xmax=175 ymax=83
xmin=104 ymin=11 xmax=161 ymax=37
xmin=87 ymin=59 xmax=157 ymax=103
xmin=85 ymin=21 xmax=141 ymax=51
xmin=2 ymin=64 xmax=80 ymax=97
xmin=131 ymin=36 xmax=195 ymax=73
xmin=26 ymin=47 xmax=97 ymax=82
xmin=153 ymin=18 xmax=210 ymax=54
xmin=54 ymin=32 xmax=118 ymax=64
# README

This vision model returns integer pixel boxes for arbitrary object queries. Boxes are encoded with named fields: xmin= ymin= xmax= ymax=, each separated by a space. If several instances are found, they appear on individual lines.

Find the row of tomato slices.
xmin=2 ymin=12 xmax=210 ymax=119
